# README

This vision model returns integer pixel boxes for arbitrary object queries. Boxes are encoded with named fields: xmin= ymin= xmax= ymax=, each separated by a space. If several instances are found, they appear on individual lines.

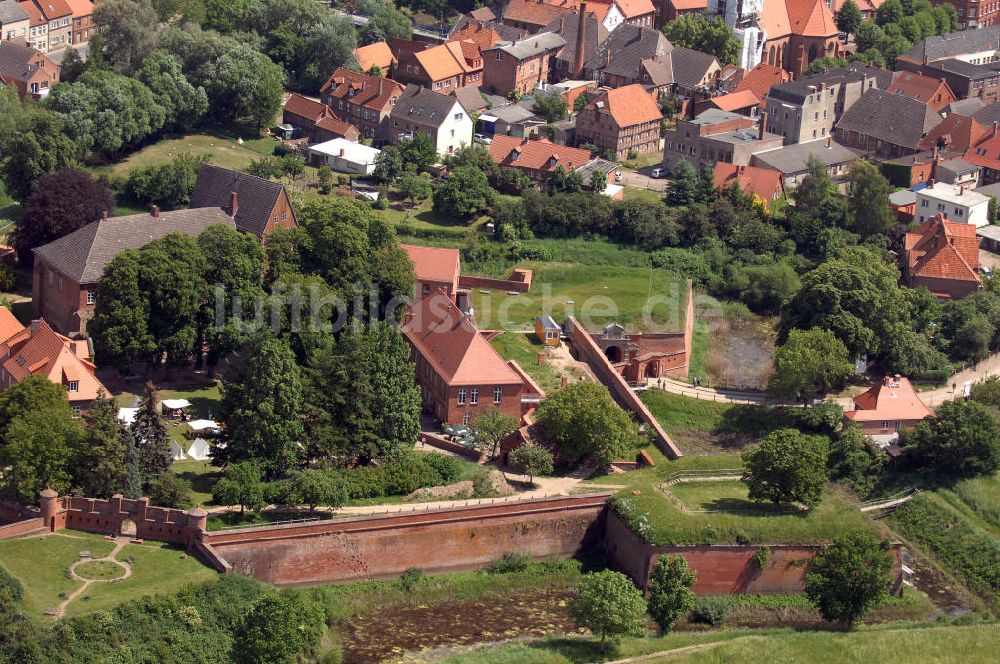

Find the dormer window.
xmin=68 ymin=381 xmax=79 ymax=393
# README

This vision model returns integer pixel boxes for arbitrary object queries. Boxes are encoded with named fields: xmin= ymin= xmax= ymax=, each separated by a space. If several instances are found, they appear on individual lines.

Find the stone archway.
xmin=768 ymin=46 xmax=775 ymax=65
xmin=645 ymin=361 xmax=659 ymax=378
xmin=119 ymin=518 xmax=137 ymax=538
xmin=605 ymin=345 xmax=623 ymax=364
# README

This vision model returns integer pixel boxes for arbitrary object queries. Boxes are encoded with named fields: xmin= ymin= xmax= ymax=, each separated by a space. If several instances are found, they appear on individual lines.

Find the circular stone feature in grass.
xmin=74 ymin=560 xmax=127 ymax=581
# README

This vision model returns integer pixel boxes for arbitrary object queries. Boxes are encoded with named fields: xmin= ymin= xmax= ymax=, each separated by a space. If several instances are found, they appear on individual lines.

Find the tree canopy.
xmin=805 ymin=533 xmax=893 ymax=626
xmin=570 ymin=570 xmax=647 ymax=645
xmin=903 ymin=399 xmax=1000 ymax=480
xmin=742 ymin=429 xmax=828 ymax=507
xmin=663 ymin=14 xmax=740 ymax=65
xmin=769 ymin=328 xmax=854 ymax=399
xmin=537 ymin=382 xmax=636 ymax=467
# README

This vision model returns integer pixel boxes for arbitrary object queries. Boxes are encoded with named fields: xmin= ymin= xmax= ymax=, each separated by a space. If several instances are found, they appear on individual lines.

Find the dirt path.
xmin=603 ymin=639 xmax=747 ymax=663
xmin=53 ymin=538 xmax=132 ymax=619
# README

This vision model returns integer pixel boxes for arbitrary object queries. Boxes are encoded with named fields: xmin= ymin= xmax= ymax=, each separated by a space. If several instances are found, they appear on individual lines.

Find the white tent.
xmin=117 ymin=408 xmax=138 ymax=425
xmin=187 ymin=438 xmax=211 ymax=461
xmin=188 ymin=419 xmax=220 ymax=432
xmin=170 ymin=441 xmax=186 ymax=461
xmin=161 ymin=399 xmax=192 ymax=410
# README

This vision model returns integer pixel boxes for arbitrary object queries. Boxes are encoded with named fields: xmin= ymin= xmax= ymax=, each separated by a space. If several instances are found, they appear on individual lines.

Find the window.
xmin=470 ymin=389 xmax=479 ymax=404
xmin=454 ymin=112 xmax=463 ymax=120
xmin=86 ymin=290 xmax=95 ymax=305
xmin=463 ymin=412 xmax=471 ymax=425
xmin=494 ymin=387 xmax=502 ymax=403
xmin=458 ymin=389 xmax=466 ymax=404
xmin=921 ymin=199 xmax=929 ymax=208
xmin=72 ymin=406 xmax=81 ymax=419
xmin=68 ymin=381 xmax=79 ymax=393
xmin=881 ymin=420 xmax=889 ymax=430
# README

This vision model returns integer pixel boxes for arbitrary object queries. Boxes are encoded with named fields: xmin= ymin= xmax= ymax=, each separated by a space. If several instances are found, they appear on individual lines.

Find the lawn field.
xmin=489 ymin=331 xmax=565 ymax=394
xmin=469 ymin=262 xmax=686 ymax=332
xmin=98 ymin=131 xmax=279 ymax=177
xmin=667 ymin=480 xmax=802 ymax=516
xmin=173 ymin=459 xmax=223 ymax=506
xmin=0 ymin=530 xmax=216 ymax=619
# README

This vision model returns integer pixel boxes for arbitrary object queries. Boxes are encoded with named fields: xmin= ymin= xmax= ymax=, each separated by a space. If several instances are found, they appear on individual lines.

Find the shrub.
xmin=796 ymin=402 xmax=843 ymax=434
xmin=337 ymin=466 xmax=387 ymax=500
xmin=261 ymin=479 xmax=296 ymax=505
xmin=398 ymin=567 xmax=426 ymax=594
xmin=752 ymin=546 xmax=770 ymax=569
xmin=421 ymin=452 xmax=462 ymax=483
xmin=381 ymin=455 xmax=441 ymax=495
xmin=0 ymin=265 xmax=15 ymax=292
xmin=0 ymin=566 xmax=23 ymax=605
xmin=147 ymin=471 xmax=193 ymax=509
xmin=486 ymin=551 xmax=533 ymax=575
xmin=691 ymin=596 xmax=730 ymax=626
xmin=472 ymin=472 xmax=499 ymax=498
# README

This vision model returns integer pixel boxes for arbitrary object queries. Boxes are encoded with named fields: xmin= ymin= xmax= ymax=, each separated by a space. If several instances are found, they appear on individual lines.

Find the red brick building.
xmin=843 ymin=375 xmax=932 ymax=438
xmin=189 ymin=165 xmax=297 ymax=239
xmin=887 ymin=70 xmax=957 ymax=112
xmin=393 ymin=40 xmax=482 ymax=92
xmin=482 ymin=31 xmax=565 ymax=96
xmin=402 ymin=290 xmax=534 ymax=426
xmin=401 ymin=244 xmax=461 ymax=302
xmin=575 ymin=84 xmax=663 ymax=159
xmin=320 ymin=68 xmax=404 ymax=140
xmin=32 ymin=207 xmax=237 ymax=337
xmin=487 ymin=135 xmax=596 ymax=180
xmin=0 ymin=38 xmax=56 ymax=99
xmin=904 ymin=213 xmax=982 ymax=299
xmin=282 ymin=93 xmax=360 ymax=143
xmin=65 ymin=0 xmax=93 ymax=45
xmin=0 ymin=309 xmax=107 ymax=416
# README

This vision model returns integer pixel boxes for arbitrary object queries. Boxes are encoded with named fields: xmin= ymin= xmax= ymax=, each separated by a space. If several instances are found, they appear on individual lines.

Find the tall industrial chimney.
xmin=573 ymin=3 xmax=588 ymax=79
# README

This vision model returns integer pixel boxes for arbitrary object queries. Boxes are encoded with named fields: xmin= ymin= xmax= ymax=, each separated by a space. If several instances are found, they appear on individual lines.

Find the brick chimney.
xmin=150 ymin=204 xmax=160 ymax=218
xmin=101 ymin=210 xmax=108 ymax=220
xmin=758 ymin=110 xmax=768 ymax=139
xmin=340 ymin=147 xmax=345 ymax=156
xmin=228 ymin=191 xmax=239 ymax=217
xmin=574 ymin=4 xmax=588 ymax=79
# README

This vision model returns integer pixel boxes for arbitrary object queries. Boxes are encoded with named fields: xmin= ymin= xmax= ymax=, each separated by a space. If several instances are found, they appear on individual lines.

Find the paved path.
xmin=620 ymin=172 xmax=667 ymax=191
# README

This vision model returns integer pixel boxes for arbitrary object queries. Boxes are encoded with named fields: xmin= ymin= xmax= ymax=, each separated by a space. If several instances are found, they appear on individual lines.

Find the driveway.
xmin=619 ymin=168 xmax=668 ymax=191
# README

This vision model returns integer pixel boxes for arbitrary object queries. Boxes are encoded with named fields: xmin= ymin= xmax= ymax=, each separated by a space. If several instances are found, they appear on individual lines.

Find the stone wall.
xmin=565 ymin=316 xmax=683 ymax=459
xmin=604 ymin=511 xmax=903 ymax=593
xmin=203 ymin=494 xmax=610 ymax=586
xmin=458 ymin=268 xmax=533 ymax=294
xmin=0 ymin=518 xmax=46 ymax=540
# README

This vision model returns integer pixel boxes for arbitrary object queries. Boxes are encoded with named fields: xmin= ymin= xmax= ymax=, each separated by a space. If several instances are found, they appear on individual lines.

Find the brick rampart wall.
xmin=604 ymin=511 xmax=903 ymax=593
xmin=203 ymin=494 xmax=610 ymax=585
xmin=458 ymin=268 xmax=533 ymax=293
xmin=0 ymin=518 xmax=46 ymax=540
xmin=565 ymin=316 xmax=683 ymax=459
xmin=418 ymin=432 xmax=483 ymax=460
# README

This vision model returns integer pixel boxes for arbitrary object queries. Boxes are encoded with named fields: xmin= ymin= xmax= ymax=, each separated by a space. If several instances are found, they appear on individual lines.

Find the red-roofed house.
xmin=354 ymin=41 xmax=396 ymax=75
xmin=575 ymin=84 xmax=663 ymax=159
xmin=658 ymin=0 xmax=708 ymax=23
xmin=699 ymin=90 xmax=760 ymax=116
xmin=757 ymin=0 xmax=840 ymax=76
xmin=713 ymin=163 xmax=784 ymax=208
xmin=843 ymin=375 xmax=932 ymax=439
xmin=282 ymin=93 xmax=360 ymax=143
xmin=888 ymin=71 xmax=956 ymax=112
xmin=402 ymin=244 xmax=461 ymax=302
xmin=733 ymin=63 xmax=791 ymax=108
xmin=904 ymin=213 xmax=982 ymax=299
xmin=320 ymin=68 xmax=405 ymax=140
xmin=402 ymin=290 xmax=540 ymax=426
xmin=965 ymin=122 xmax=1000 ymax=184
xmin=393 ymin=40 xmax=482 ymax=92
xmin=918 ymin=114 xmax=987 ymax=154
xmin=0 ymin=310 xmax=108 ymax=416
xmin=487 ymin=135 xmax=594 ymax=179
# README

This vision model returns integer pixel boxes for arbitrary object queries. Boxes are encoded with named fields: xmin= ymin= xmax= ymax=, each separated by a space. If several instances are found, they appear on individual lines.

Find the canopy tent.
xmin=170 ymin=441 xmax=186 ymax=461
xmin=117 ymin=408 xmax=138 ymax=425
xmin=187 ymin=438 xmax=211 ymax=461
xmin=188 ymin=419 xmax=220 ymax=432
xmin=161 ymin=399 xmax=192 ymax=410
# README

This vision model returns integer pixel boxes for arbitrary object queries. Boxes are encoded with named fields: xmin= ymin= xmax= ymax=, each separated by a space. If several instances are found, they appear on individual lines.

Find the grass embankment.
xmin=0 ymin=530 xmax=216 ymax=619
xmin=889 ymin=490 xmax=1000 ymax=610
xmin=442 ymin=624 xmax=1000 ymax=664
xmin=96 ymin=131 xmax=278 ymax=177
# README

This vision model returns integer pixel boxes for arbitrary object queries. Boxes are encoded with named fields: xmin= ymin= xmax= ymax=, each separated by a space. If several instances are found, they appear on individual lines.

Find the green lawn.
xmin=469 ymin=262 xmax=686 ymax=332
xmin=75 ymin=560 xmax=126 ymax=580
xmin=172 ymin=459 xmax=223 ymax=507
xmin=489 ymin=331 xmax=565 ymax=394
xmin=641 ymin=389 xmax=799 ymax=455
xmin=667 ymin=480 xmax=804 ymax=516
xmin=98 ymin=131 xmax=280 ymax=177
xmin=377 ymin=197 xmax=490 ymax=238
xmin=0 ymin=530 xmax=215 ymax=620
xmin=622 ymin=186 xmax=664 ymax=204
xmin=621 ymin=151 xmax=664 ymax=171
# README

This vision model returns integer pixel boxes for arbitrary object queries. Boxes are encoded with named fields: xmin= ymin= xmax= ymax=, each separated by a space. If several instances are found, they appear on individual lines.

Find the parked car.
xmin=650 ymin=167 xmax=665 ymax=178
xmin=474 ymin=133 xmax=493 ymax=145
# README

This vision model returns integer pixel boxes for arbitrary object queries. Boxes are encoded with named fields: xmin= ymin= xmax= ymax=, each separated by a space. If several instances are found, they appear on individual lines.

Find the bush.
xmin=691 ymin=596 xmax=730 ymax=626
xmin=147 ymin=471 xmax=193 ymax=509
xmin=796 ymin=402 xmax=843 ymax=434
xmin=337 ymin=465 xmax=387 ymax=500
xmin=0 ymin=566 xmax=23 ymax=605
xmin=398 ymin=567 xmax=426 ymax=594
xmin=486 ymin=551 xmax=533 ymax=574
xmin=381 ymin=455 xmax=442 ymax=495
xmin=421 ymin=452 xmax=462 ymax=483
xmin=262 ymin=479 xmax=296 ymax=505
xmin=0 ymin=265 xmax=15 ymax=292
xmin=752 ymin=546 xmax=770 ymax=569
xmin=472 ymin=472 xmax=499 ymax=498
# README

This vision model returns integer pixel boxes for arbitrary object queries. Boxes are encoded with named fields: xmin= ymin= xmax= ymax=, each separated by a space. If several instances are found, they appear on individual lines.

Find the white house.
xmin=386 ymin=85 xmax=473 ymax=157
xmin=915 ymin=182 xmax=991 ymax=228
xmin=308 ymin=138 xmax=381 ymax=175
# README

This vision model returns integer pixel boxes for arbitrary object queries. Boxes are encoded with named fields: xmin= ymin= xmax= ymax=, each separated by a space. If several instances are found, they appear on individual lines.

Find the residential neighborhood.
xmin=0 ymin=1 xmax=998 ymax=663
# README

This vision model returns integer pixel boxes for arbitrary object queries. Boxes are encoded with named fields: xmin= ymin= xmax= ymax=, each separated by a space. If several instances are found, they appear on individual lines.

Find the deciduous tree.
xmin=805 ymin=533 xmax=892 ymax=626
xmin=537 ymin=382 xmax=636 ymax=467
xmin=903 ymin=399 xmax=1000 ymax=479
xmin=768 ymin=328 xmax=854 ymax=399
xmin=213 ymin=461 xmax=264 ymax=514
xmin=233 ymin=592 xmax=324 ymax=664
xmin=432 ymin=166 xmax=495 ymax=218
xmin=205 ymin=45 xmax=285 ymax=129
xmin=570 ymin=570 xmax=647 ymax=647
xmin=1 ymin=407 xmax=83 ymax=502
xmin=508 ymin=444 xmax=554 ymax=485
xmin=742 ymin=429 xmax=828 ymax=507
xmin=848 ymin=160 xmax=894 ymax=238
xmin=663 ymin=14 xmax=740 ymax=65
xmin=91 ymin=251 xmax=155 ymax=371
xmin=647 ymin=554 xmax=696 ymax=632
xmin=835 ymin=0 xmax=863 ymax=35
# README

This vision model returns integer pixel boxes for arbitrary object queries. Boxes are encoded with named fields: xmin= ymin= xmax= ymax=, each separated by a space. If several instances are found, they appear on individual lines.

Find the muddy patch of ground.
xmin=704 ymin=315 xmax=776 ymax=390
xmin=338 ymin=586 xmax=579 ymax=663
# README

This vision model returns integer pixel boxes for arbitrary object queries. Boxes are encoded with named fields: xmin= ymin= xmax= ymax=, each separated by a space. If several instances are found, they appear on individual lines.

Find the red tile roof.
xmin=734 ymin=63 xmax=792 ymax=106
xmin=402 ymin=290 xmax=523 ymax=386
xmin=488 ymin=136 xmax=593 ymax=173
xmin=402 ymin=244 xmax=461 ymax=289
xmin=450 ymin=22 xmax=503 ymax=52
xmin=0 ymin=308 xmax=22 ymax=343
xmin=283 ymin=93 xmax=331 ymax=123
xmin=787 ymin=0 xmax=838 ymax=38
xmin=34 ymin=0 xmax=71 ymax=19
xmin=320 ymin=68 xmax=404 ymax=112
xmin=918 ymin=114 xmax=987 ymax=153
xmin=844 ymin=376 xmax=932 ymax=423
xmin=888 ymin=71 xmax=956 ymax=110
xmin=354 ymin=41 xmax=396 ymax=73
xmin=414 ymin=41 xmax=477 ymax=81
xmin=713 ymin=163 xmax=784 ymax=202
xmin=584 ymin=84 xmax=662 ymax=128
xmin=503 ymin=0 xmax=573 ymax=27
xmin=905 ymin=214 xmax=981 ymax=283
xmin=0 ymin=318 xmax=107 ymax=403
xmin=64 ymin=0 xmax=94 ymax=17
xmin=315 ymin=115 xmax=358 ymax=137
xmin=964 ymin=124 xmax=1000 ymax=169
xmin=709 ymin=90 xmax=760 ymax=112
xmin=669 ymin=0 xmax=708 ymax=8
xmin=613 ymin=0 xmax=656 ymax=18
xmin=759 ymin=0 xmax=791 ymax=39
